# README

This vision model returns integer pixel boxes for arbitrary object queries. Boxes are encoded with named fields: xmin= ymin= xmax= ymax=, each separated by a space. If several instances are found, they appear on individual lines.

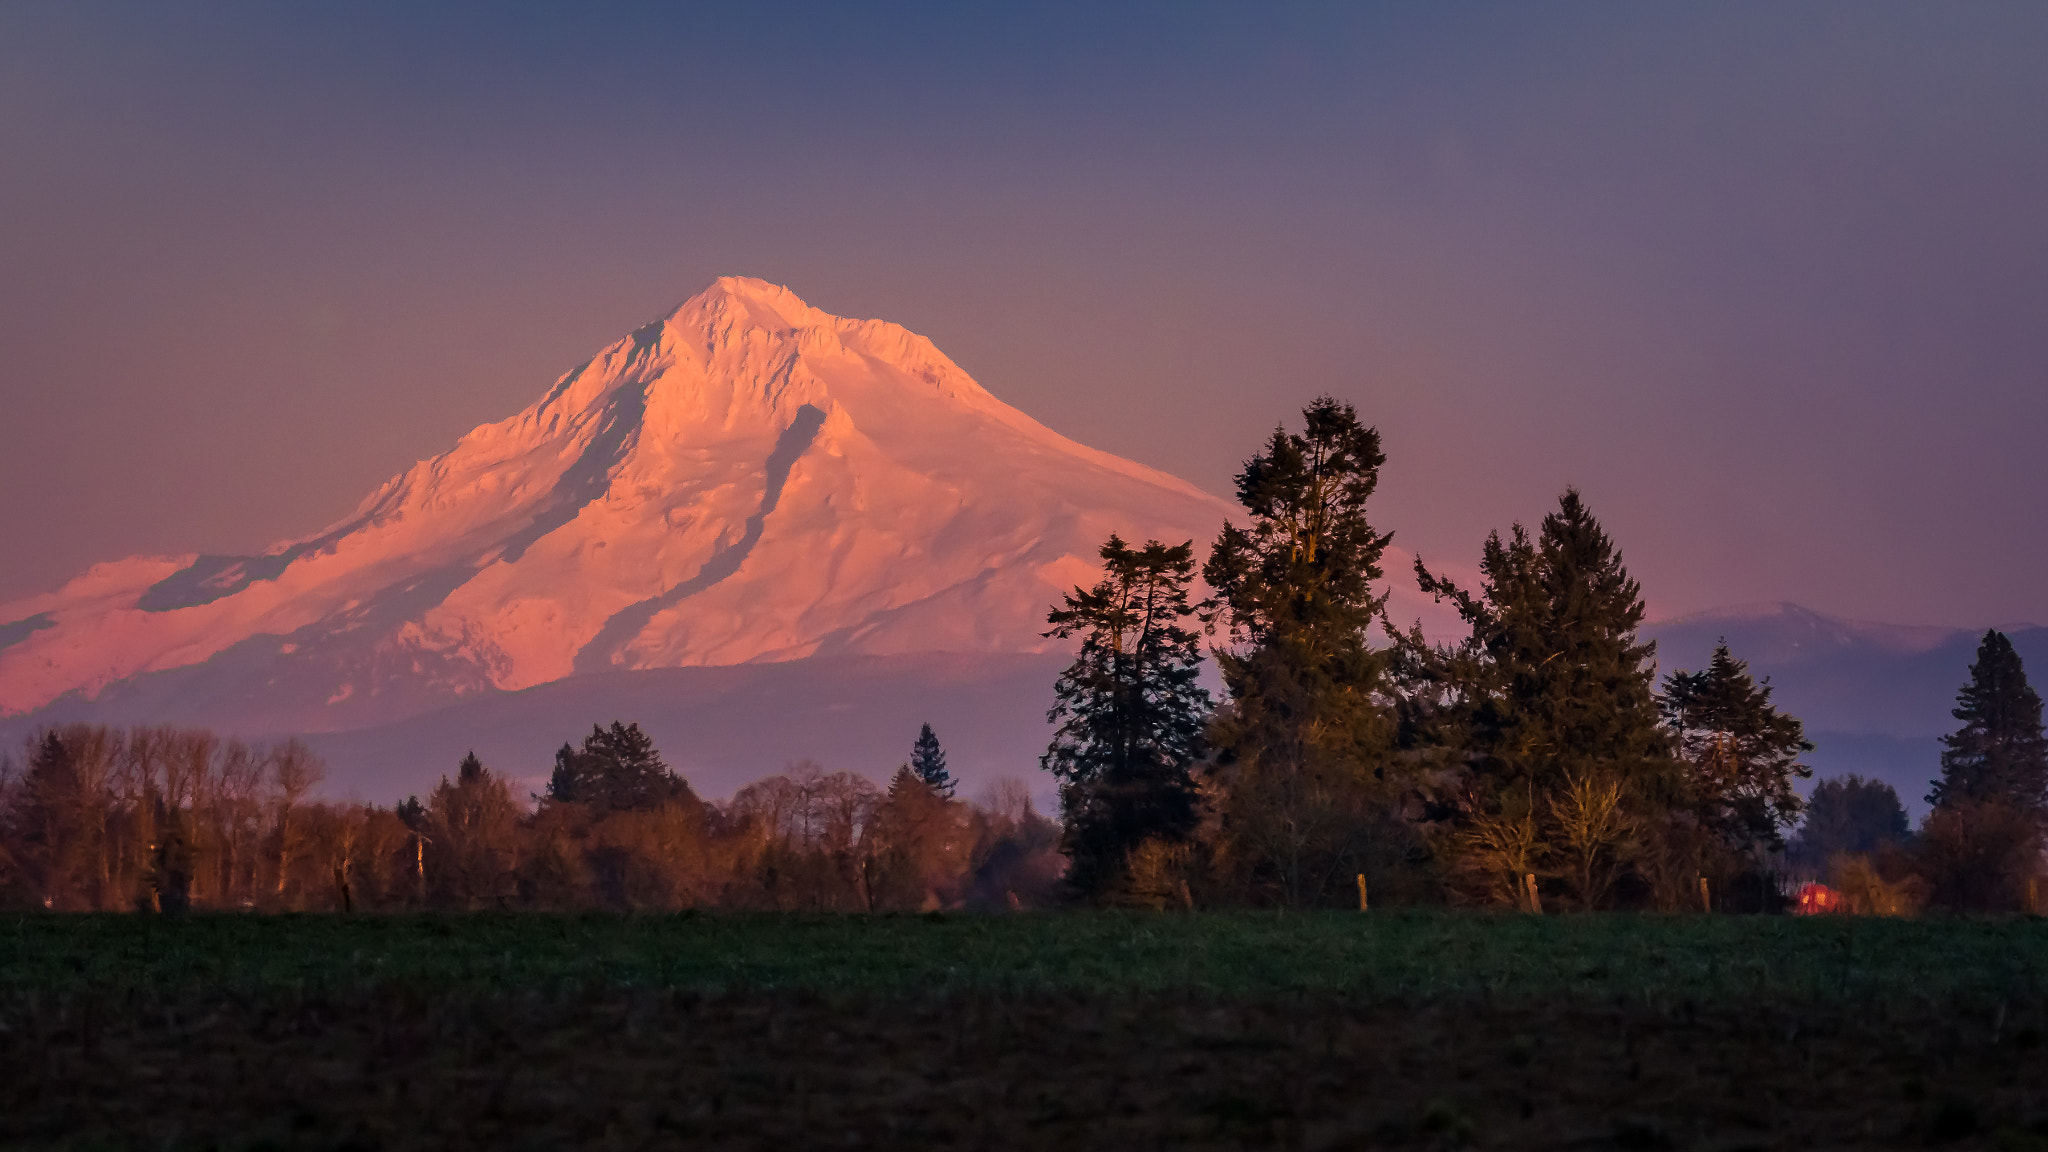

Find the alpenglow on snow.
xmin=1 ymin=278 xmax=1339 ymax=734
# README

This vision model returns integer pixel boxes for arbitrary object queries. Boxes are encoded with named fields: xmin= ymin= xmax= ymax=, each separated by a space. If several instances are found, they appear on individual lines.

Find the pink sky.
xmin=2 ymin=3 xmax=2045 ymax=627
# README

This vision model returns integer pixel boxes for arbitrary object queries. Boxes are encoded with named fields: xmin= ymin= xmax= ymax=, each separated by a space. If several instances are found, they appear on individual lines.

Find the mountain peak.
xmin=668 ymin=276 xmax=833 ymax=335
xmin=0 ymin=280 xmax=1275 ymax=730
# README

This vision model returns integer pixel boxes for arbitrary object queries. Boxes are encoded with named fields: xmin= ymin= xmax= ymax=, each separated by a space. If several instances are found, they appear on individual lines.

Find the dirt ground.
xmin=6 ymin=989 xmax=2046 ymax=1150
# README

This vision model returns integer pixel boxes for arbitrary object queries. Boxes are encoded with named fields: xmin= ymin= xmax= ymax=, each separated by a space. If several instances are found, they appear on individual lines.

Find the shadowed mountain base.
xmin=299 ymin=651 xmax=1074 ymax=803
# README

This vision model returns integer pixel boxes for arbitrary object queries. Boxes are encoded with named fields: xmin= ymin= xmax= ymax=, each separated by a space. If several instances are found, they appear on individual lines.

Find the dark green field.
xmin=6 ymin=913 xmax=2048 ymax=1149
xmin=4 ymin=910 xmax=2048 ymax=1003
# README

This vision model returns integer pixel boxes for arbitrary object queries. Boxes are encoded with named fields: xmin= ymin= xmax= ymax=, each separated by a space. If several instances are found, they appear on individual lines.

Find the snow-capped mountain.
xmin=0 ymin=277 xmax=1447 ymax=749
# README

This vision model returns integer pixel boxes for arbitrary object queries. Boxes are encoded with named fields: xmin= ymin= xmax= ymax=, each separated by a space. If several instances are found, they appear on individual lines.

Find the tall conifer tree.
xmin=1415 ymin=489 xmax=1676 ymax=908
xmin=910 ymin=723 xmax=953 ymax=797
xmin=1043 ymin=534 xmax=1211 ymax=897
xmin=1661 ymin=642 xmax=1813 ymax=862
xmin=1929 ymin=630 xmax=2048 ymax=815
xmin=1201 ymin=397 xmax=1397 ymax=905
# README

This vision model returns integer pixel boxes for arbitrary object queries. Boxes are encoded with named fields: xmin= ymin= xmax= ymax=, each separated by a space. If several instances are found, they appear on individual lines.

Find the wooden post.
xmin=1356 ymin=874 xmax=1368 ymax=912
xmin=1699 ymin=875 xmax=1711 ymax=914
xmin=1523 ymin=872 xmax=1542 ymax=914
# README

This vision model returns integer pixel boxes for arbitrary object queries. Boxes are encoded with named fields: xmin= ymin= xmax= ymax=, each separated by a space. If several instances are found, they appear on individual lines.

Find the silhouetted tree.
xmin=1415 ymin=489 xmax=1678 ymax=909
xmin=1913 ymin=630 xmax=2048 ymax=911
xmin=1202 ymin=397 xmax=1398 ymax=905
xmin=4 ymin=732 xmax=97 ymax=908
xmin=546 ymin=722 xmax=694 ymax=816
xmin=1792 ymin=774 xmax=1910 ymax=866
xmin=1916 ymin=798 xmax=2042 ymax=912
xmin=1929 ymin=630 xmax=2048 ymax=816
xmin=1045 ymin=534 xmax=1211 ymax=898
xmin=1661 ymin=643 xmax=1814 ymax=859
xmin=910 ymin=723 xmax=953 ymax=797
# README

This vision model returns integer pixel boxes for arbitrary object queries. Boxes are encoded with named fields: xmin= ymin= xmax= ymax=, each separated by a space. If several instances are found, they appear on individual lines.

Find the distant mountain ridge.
xmin=1644 ymin=601 xmax=2048 ymax=815
xmin=1644 ymin=601 xmax=2046 ymax=738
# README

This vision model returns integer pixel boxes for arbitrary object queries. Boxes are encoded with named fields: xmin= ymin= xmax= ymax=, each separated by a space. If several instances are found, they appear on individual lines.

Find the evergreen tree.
xmin=1043 ymin=534 xmax=1211 ymax=897
xmin=1792 ymin=774 xmax=1909 ymax=865
xmin=910 ymin=723 xmax=953 ymax=797
xmin=1415 ymin=489 xmax=1677 ymax=909
xmin=1661 ymin=642 xmax=1814 ymax=859
xmin=1928 ymin=630 xmax=2048 ymax=815
xmin=1201 ymin=397 xmax=1397 ymax=906
xmin=545 ymin=722 xmax=695 ymax=815
xmin=4 ymin=732 xmax=95 ymax=909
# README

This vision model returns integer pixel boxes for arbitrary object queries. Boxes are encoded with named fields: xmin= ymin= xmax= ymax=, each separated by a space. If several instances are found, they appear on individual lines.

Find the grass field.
xmin=6 ymin=912 xmax=2048 ymax=1149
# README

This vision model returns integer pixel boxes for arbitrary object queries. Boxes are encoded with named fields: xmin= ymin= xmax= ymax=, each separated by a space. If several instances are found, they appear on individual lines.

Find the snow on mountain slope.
xmin=0 ymin=277 xmax=1447 ymax=736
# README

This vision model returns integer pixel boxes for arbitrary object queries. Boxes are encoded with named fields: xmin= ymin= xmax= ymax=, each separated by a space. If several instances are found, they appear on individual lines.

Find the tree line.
xmin=3 ymin=398 xmax=2041 ymax=916
xmin=1043 ymin=397 xmax=2048 ymax=912
xmin=0 ymin=721 xmax=1059 ymax=912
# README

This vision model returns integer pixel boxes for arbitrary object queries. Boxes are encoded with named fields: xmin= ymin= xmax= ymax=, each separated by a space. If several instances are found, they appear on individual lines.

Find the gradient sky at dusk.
xmin=3 ymin=2 xmax=2045 ymax=627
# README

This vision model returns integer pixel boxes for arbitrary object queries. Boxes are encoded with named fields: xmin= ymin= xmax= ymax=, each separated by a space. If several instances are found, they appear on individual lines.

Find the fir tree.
xmin=910 ymin=723 xmax=953 ymax=797
xmin=1201 ymin=396 xmax=1397 ymax=906
xmin=1792 ymin=774 xmax=1909 ymax=866
xmin=1928 ymin=630 xmax=2048 ymax=815
xmin=545 ymin=722 xmax=695 ymax=815
xmin=1415 ymin=489 xmax=1677 ymax=909
xmin=1661 ymin=642 xmax=1814 ymax=858
xmin=1043 ymin=534 xmax=1211 ymax=897
xmin=4 ymin=731 xmax=100 ymax=910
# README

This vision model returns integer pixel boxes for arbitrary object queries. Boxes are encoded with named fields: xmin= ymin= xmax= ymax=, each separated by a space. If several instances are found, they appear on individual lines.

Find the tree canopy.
xmin=1662 ymin=642 xmax=1813 ymax=857
xmin=910 ymin=723 xmax=953 ymax=798
xmin=545 ymin=722 xmax=695 ymax=816
xmin=1414 ymin=489 xmax=1677 ymax=909
xmin=1201 ymin=397 xmax=1399 ymax=906
xmin=1043 ymin=534 xmax=1211 ymax=898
